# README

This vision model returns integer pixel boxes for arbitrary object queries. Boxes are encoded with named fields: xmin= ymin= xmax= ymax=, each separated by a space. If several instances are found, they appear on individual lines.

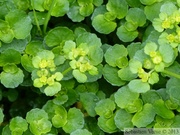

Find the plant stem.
xmin=162 ymin=69 xmax=180 ymax=79
xmin=43 ymin=0 xmax=56 ymax=34
xmin=62 ymin=67 xmax=72 ymax=76
xmin=31 ymin=0 xmax=43 ymax=35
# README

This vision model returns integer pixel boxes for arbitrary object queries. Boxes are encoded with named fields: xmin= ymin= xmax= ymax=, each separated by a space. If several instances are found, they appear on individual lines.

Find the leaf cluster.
xmin=1 ymin=0 xmax=180 ymax=134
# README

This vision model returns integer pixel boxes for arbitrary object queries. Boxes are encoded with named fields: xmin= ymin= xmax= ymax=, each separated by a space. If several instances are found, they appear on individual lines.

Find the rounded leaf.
xmin=153 ymin=99 xmax=175 ymax=119
xmin=140 ymin=0 xmax=156 ymax=5
xmin=92 ymin=14 xmax=117 ymax=34
xmin=114 ymin=86 xmax=139 ymax=108
xmin=67 ymin=2 xmax=84 ymax=22
xmin=80 ymin=92 xmax=99 ymax=117
xmin=9 ymin=116 xmax=28 ymax=134
xmin=97 ymin=115 xmax=117 ymax=133
xmin=159 ymin=44 xmax=174 ymax=63
xmin=132 ymin=103 xmax=156 ymax=127
xmin=126 ymin=8 xmax=146 ymax=27
xmin=128 ymin=79 xmax=150 ymax=93
xmin=95 ymin=99 xmax=115 ymax=118
xmin=114 ymin=109 xmax=133 ymax=130
xmin=44 ymin=82 xmax=61 ymax=96
xmin=44 ymin=26 xmax=74 ymax=47
xmin=104 ymin=44 xmax=128 ymax=67
xmin=106 ymin=0 xmax=128 ymax=19
xmin=71 ymin=129 xmax=92 ymax=135
xmin=63 ymin=108 xmax=84 ymax=133
xmin=73 ymin=69 xmax=87 ymax=83
xmin=116 ymin=25 xmax=138 ymax=42
xmin=0 ymin=49 xmax=21 ymax=66
xmin=5 ymin=9 xmax=32 ymax=39
xmin=0 ymin=68 xmax=24 ymax=88
xmin=102 ymin=64 xmax=125 ymax=86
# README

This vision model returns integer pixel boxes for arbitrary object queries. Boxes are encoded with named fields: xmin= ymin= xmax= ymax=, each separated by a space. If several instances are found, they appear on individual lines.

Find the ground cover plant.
xmin=1 ymin=0 xmax=180 ymax=134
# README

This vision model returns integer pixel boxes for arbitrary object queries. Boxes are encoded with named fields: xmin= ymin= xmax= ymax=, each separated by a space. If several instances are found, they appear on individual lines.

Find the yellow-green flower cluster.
xmin=63 ymin=40 xmax=98 ymax=75
xmin=32 ymin=50 xmax=63 ymax=88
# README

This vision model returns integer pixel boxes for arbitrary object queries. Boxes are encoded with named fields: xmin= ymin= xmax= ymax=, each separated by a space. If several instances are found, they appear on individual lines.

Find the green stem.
xmin=62 ymin=67 xmax=73 ymax=76
xmin=162 ymin=69 xmax=180 ymax=79
xmin=31 ymin=0 xmax=43 ymax=35
xmin=43 ymin=0 xmax=56 ymax=34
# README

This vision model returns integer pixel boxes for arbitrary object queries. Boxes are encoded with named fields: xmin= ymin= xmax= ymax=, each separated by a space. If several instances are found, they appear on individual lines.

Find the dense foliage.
xmin=1 ymin=0 xmax=180 ymax=134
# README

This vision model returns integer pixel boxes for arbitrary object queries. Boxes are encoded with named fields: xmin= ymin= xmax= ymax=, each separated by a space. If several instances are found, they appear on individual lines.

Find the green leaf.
xmin=141 ymin=90 xmax=161 ymax=104
xmin=114 ymin=109 xmax=133 ymax=130
xmin=71 ymin=129 xmax=92 ymax=135
xmin=171 ymin=115 xmax=180 ymax=128
xmin=0 ymin=49 xmax=21 ymax=66
xmin=25 ymin=41 xmax=44 ymax=56
xmin=126 ymin=8 xmax=146 ymax=27
xmin=148 ymin=72 xmax=159 ymax=84
xmin=0 ymin=38 xmax=28 ymax=53
xmin=0 ymin=108 xmax=4 ymax=124
xmin=0 ymin=68 xmax=24 ymax=88
xmin=104 ymin=44 xmax=128 ymax=67
xmin=128 ymin=79 xmax=150 ymax=93
xmin=2 ymin=125 xmax=11 ymax=135
xmin=13 ymin=0 xmax=30 ymax=10
xmin=79 ymin=3 xmax=94 ymax=17
xmin=106 ymin=0 xmax=128 ymax=19
xmin=0 ymin=0 xmax=16 ymax=19
xmin=95 ymin=99 xmax=115 ymax=118
xmin=102 ymin=64 xmax=125 ymax=86
xmin=76 ymin=32 xmax=101 ymax=47
xmin=116 ymin=25 xmax=138 ymax=42
xmin=67 ymin=2 xmax=84 ymax=22
xmin=44 ymin=82 xmax=61 ymax=96
xmin=9 ymin=116 xmax=28 ymax=135
xmin=129 ymin=59 xmax=142 ymax=74
xmin=63 ymin=40 xmax=76 ymax=54
xmin=43 ymin=100 xmax=67 ymax=128
xmin=5 ymin=9 xmax=32 ymax=39
xmin=80 ymin=92 xmax=99 ymax=117
xmin=153 ymin=99 xmax=175 ymax=119
xmin=144 ymin=42 xmax=158 ymax=55
xmin=127 ymin=42 xmax=142 ymax=59
xmin=21 ymin=54 xmax=34 ymax=72
xmin=73 ymin=69 xmax=87 ymax=83
xmin=26 ymin=108 xmax=52 ymax=135
xmin=114 ymin=86 xmax=139 ymax=108
xmin=132 ymin=103 xmax=156 ymax=127
xmin=88 ymin=47 xmax=103 ymax=66
xmin=63 ymin=108 xmax=84 ymax=133
xmin=159 ymin=44 xmax=174 ymax=63
xmin=50 ymin=0 xmax=69 ymax=17
xmin=44 ymin=26 xmax=74 ymax=47
xmin=92 ymin=14 xmax=117 ymax=34
xmin=125 ymin=99 xmax=143 ymax=113
xmin=140 ymin=0 xmax=157 ymax=5
xmin=26 ymin=108 xmax=49 ymax=123
xmin=31 ymin=0 xmax=44 ymax=11
xmin=126 ymin=0 xmax=142 ymax=7
xmin=28 ymin=11 xmax=46 ymax=25
xmin=0 ymin=19 xmax=14 ymax=43
xmin=118 ymin=67 xmax=137 ymax=81
xmin=144 ymin=2 xmax=161 ymax=21
xmin=93 ymin=0 xmax=103 ymax=6
xmin=97 ymin=115 xmax=117 ymax=133
xmin=160 ymin=2 xmax=177 ymax=15
xmin=154 ymin=115 xmax=173 ymax=128
xmin=168 ymin=86 xmax=180 ymax=106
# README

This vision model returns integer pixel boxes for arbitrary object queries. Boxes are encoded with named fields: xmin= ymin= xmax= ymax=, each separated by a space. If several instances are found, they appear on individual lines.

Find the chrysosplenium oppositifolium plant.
xmin=1 ymin=0 xmax=180 ymax=134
